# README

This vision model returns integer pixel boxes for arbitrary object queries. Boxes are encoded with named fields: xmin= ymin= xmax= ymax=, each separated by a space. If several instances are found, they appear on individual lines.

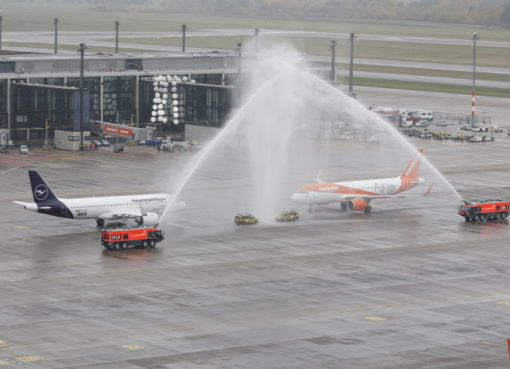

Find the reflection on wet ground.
xmin=1 ymin=137 xmax=510 ymax=368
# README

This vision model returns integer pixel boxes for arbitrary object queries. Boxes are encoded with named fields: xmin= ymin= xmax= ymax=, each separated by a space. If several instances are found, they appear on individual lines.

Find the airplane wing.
xmin=336 ymin=194 xmax=407 ymax=201
xmin=13 ymin=201 xmax=31 ymax=206
xmin=98 ymin=209 xmax=146 ymax=220
xmin=336 ymin=191 xmax=432 ymax=201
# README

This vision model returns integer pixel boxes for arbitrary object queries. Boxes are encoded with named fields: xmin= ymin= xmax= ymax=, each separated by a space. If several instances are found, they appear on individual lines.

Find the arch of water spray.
xmin=158 ymin=43 xmax=461 ymax=227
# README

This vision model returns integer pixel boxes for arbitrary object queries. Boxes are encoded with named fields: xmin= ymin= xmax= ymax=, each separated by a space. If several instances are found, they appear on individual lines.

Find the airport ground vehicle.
xmin=234 ymin=213 xmax=258 ymax=225
xmin=276 ymin=210 xmax=299 ymax=222
xmin=467 ymin=135 xmax=494 ymax=142
xmin=19 ymin=145 xmax=28 ymax=154
xmin=415 ymin=120 xmax=429 ymax=128
xmin=471 ymin=126 xmax=489 ymax=132
xmin=458 ymin=200 xmax=510 ymax=222
xmin=101 ymin=227 xmax=164 ymax=249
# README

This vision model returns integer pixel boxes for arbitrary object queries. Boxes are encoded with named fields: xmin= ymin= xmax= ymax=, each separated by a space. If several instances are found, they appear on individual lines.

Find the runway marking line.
xmin=122 ymin=344 xmax=144 ymax=350
xmin=0 ymin=360 xmax=6 ymax=366
xmin=17 ymin=356 xmax=43 ymax=362
xmin=497 ymin=301 xmax=510 ymax=305
xmin=0 ymin=340 xmax=6 ymax=346
xmin=13 ymin=226 xmax=30 ymax=230
xmin=365 ymin=316 xmax=387 ymax=321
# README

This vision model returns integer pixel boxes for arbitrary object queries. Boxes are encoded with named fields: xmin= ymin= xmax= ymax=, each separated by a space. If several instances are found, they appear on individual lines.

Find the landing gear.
xmin=96 ymin=219 xmax=105 ymax=227
xmin=340 ymin=203 xmax=348 ymax=212
xmin=364 ymin=206 xmax=372 ymax=214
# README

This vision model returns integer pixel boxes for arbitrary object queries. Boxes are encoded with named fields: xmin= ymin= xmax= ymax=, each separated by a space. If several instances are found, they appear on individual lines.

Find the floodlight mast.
xmin=115 ymin=21 xmax=120 ymax=54
xmin=329 ymin=40 xmax=337 ymax=84
xmin=54 ymin=18 xmax=59 ymax=54
xmin=79 ymin=43 xmax=87 ymax=151
xmin=182 ymin=24 xmax=187 ymax=53
xmin=348 ymin=33 xmax=355 ymax=96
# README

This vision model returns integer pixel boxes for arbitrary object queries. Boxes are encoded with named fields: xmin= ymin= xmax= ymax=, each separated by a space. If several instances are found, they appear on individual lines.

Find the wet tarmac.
xmin=1 ymin=128 xmax=510 ymax=368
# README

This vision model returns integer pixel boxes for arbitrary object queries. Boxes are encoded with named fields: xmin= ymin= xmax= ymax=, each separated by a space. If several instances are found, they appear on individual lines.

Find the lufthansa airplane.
xmin=13 ymin=170 xmax=185 ymax=227
xmin=291 ymin=151 xmax=427 ymax=213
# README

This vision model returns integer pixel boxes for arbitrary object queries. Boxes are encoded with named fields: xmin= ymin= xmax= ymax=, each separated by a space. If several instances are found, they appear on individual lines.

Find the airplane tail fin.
xmin=397 ymin=149 xmax=424 ymax=193
xmin=399 ymin=149 xmax=423 ymax=181
xmin=29 ymin=170 xmax=59 ymax=204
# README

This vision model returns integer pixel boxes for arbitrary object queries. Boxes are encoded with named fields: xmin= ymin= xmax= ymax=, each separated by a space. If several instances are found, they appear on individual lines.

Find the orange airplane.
xmin=291 ymin=151 xmax=425 ymax=213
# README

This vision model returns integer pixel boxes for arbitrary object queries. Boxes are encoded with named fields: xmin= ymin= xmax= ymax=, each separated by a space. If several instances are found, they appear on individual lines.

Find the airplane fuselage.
xmin=292 ymin=176 xmax=424 ymax=206
xmin=23 ymin=194 xmax=171 ymax=219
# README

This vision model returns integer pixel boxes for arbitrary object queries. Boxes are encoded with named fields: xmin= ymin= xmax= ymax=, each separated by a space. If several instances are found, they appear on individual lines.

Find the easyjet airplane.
xmin=291 ymin=151 xmax=426 ymax=213
xmin=14 ymin=170 xmax=185 ymax=227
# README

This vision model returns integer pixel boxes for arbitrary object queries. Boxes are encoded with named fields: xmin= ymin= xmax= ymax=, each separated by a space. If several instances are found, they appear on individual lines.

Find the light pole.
xmin=471 ymin=32 xmax=480 ymax=128
xmin=54 ymin=18 xmax=58 ymax=54
xmin=329 ymin=40 xmax=337 ymax=84
xmin=79 ymin=43 xmax=87 ymax=151
xmin=236 ymin=42 xmax=243 ymax=75
xmin=0 ymin=16 xmax=3 ymax=51
xmin=254 ymin=27 xmax=259 ymax=51
xmin=114 ymin=21 xmax=119 ymax=53
xmin=181 ymin=24 xmax=187 ymax=52
xmin=348 ymin=33 xmax=355 ymax=96
xmin=44 ymin=118 xmax=49 ymax=145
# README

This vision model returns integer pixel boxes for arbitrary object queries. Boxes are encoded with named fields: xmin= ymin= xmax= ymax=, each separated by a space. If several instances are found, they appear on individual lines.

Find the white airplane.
xmin=291 ymin=151 xmax=427 ymax=213
xmin=13 ymin=170 xmax=185 ymax=227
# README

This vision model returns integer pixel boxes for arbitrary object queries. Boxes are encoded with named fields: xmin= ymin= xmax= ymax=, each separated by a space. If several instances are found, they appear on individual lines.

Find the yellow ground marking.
xmin=122 ymin=344 xmax=144 ymax=350
xmin=0 ymin=340 xmax=6 ymax=346
xmin=17 ymin=356 xmax=43 ymax=362
xmin=365 ymin=316 xmax=387 ymax=321
xmin=14 ymin=226 xmax=29 ymax=230
xmin=0 ymin=360 xmax=7 ymax=365
xmin=497 ymin=301 xmax=510 ymax=305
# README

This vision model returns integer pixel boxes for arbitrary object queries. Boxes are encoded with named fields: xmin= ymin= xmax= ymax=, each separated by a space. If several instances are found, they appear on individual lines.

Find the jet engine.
xmin=347 ymin=199 xmax=368 ymax=211
xmin=135 ymin=212 xmax=160 ymax=226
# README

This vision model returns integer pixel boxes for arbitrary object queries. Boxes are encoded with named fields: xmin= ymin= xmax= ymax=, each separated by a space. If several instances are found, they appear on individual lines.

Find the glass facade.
xmin=10 ymin=84 xmax=88 ymax=141
xmin=29 ymin=78 xmax=64 ymax=86
xmin=182 ymin=84 xmax=233 ymax=127
xmin=0 ymin=80 xmax=7 ymax=129
xmin=102 ymin=76 xmax=136 ymax=123
xmin=66 ymin=77 xmax=101 ymax=121
xmin=191 ymin=74 xmax=223 ymax=85
xmin=2 ymin=71 xmax=235 ymax=143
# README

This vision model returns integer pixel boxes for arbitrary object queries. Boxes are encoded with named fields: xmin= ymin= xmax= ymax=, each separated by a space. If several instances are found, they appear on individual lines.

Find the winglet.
xmin=423 ymin=183 xmax=433 ymax=196
xmin=138 ymin=205 xmax=147 ymax=216
xmin=316 ymin=169 xmax=326 ymax=184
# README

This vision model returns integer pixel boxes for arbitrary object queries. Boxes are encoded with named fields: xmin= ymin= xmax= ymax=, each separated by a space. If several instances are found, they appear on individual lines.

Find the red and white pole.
xmin=471 ymin=32 xmax=479 ymax=128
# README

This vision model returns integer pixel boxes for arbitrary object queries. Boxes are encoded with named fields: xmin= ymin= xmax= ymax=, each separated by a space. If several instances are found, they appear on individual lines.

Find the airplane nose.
xmin=291 ymin=193 xmax=306 ymax=203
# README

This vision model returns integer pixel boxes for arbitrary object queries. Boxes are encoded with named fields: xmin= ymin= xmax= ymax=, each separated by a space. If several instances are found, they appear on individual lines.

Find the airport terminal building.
xmin=0 ymin=52 xmax=238 ymax=143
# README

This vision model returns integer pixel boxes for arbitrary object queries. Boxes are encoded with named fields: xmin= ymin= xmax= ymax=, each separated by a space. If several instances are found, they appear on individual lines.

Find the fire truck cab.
xmin=101 ymin=227 xmax=164 ymax=250
xmin=458 ymin=200 xmax=510 ymax=222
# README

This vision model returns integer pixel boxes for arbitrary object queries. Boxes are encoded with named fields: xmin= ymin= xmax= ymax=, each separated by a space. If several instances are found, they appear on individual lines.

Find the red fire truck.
xmin=101 ymin=227 xmax=164 ymax=250
xmin=458 ymin=200 xmax=510 ymax=222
